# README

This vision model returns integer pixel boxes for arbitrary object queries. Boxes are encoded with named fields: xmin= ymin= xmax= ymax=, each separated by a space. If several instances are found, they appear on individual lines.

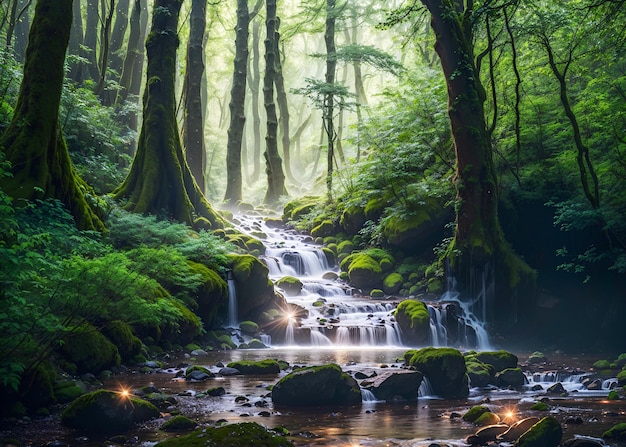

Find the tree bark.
xmin=183 ymin=0 xmax=208 ymax=195
xmin=324 ymin=0 xmax=337 ymax=202
xmin=68 ymin=0 xmax=85 ymax=82
xmin=420 ymin=0 xmax=534 ymax=324
xmin=0 ymin=0 xmax=104 ymax=232
xmin=109 ymin=0 xmax=130 ymax=77
xmin=263 ymin=0 xmax=286 ymax=205
xmin=84 ymin=0 xmax=100 ymax=81
xmin=94 ymin=0 xmax=114 ymax=97
xmin=248 ymin=17 xmax=262 ymax=182
xmin=224 ymin=0 xmax=249 ymax=205
xmin=113 ymin=0 xmax=223 ymax=230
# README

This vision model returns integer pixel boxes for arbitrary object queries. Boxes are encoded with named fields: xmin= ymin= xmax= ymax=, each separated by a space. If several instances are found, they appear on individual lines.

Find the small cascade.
xmin=227 ymin=273 xmax=238 ymax=328
xmin=285 ymin=320 xmax=295 ymax=345
xmin=418 ymin=377 xmax=437 ymax=398
xmin=361 ymin=388 xmax=378 ymax=403
xmin=310 ymin=329 xmax=332 ymax=346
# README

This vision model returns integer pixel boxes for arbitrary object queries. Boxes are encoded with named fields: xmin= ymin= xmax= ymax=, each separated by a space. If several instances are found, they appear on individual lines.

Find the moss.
xmin=321 ymin=247 xmax=336 ymax=266
xmin=370 ymin=289 xmax=384 ymax=298
xmin=364 ymin=197 xmax=386 ymax=220
xmin=462 ymin=405 xmax=490 ymax=422
xmin=226 ymin=359 xmax=280 ymax=375
xmin=347 ymin=253 xmax=383 ymax=289
xmin=340 ymin=205 xmax=366 ymax=235
xmin=617 ymin=370 xmax=626 ymax=386
xmin=337 ymin=240 xmax=354 ymax=254
xmin=531 ymin=401 xmax=549 ymax=411
xmin=275 ymin=276 xmax=303 ymax=296
xmin=516 ymin=416 xmax=562 ymax=447
xmin=161 ymin=415 xmax=197 ymax=431
xmin=103 ymin=320 xmax=142 ymax=362
xmin=394 ymin=300 xmax=430 ymax=345
xmin=383 ymin=273 xmax=403 ymax=295
xmin=239 ymin=321 xmax=259 ymax=334
xmin=405 ymin=347 xmax=468 ymax=398
xmin=465 ymin=358 xmax=494 ymax=387
xmin=475 ymin=411 xmax=501 ymax=426
xmin=185 ymin=365 xmax=214 ymax=380
xmin=155 ymin=422 xmax=295 ymax=447
xmin=603 ymin=422 xmax=626 ymax=441
xmin=311 ymin=219 xmax=335 ymax=238
xmin=472 ymin=351 xmax=518 ymax=373
xmin=495 ymin=367 xmax=525 ymax=388
xmin=593 ymin=359 xmax=611 ymax=370
xmin=247 ymin=339 xmax=267 ymax=349
xmin=54 ymin=381 xmax=85 ymax=404
xmin=60 ymin=323 xmax=121 ymax=374
xmin=20 ymin=361 xmax=57 ymax=409
xmin=228 ymin=254 xmax=274 ymax=319
xmin=187 ymin=261 xmax=228 ymax=328
xmin=608 ymin=390 xmax=620 ymax=400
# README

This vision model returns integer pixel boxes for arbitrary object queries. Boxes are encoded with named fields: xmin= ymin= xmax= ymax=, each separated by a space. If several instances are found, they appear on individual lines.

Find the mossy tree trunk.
xmin=84 ymin=0 xmax=100 ymax=81
xmin=324 ymin=0 xmax=337 ymax=202
xmin=113 ymin=0 xmax=223 ymax=230
xmin=0 ymin=0 xmax=104 ymax=232
xmin=68 ymin=0 xmax=85 ymax=82
xmin=248 ymin=16 xmax=262 ymax=182
xmin=263 ymin=0 xmax=287 ymax=205
xmin=224 ymin=0 xmax=250 ymax=205
xmin=183 ymin=0 xmax=208 ymax=195
xmin=421 ymin=0 xmax=535 ymax=325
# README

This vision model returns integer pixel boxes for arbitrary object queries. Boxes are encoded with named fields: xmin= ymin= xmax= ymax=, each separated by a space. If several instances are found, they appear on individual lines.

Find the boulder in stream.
xmin=272 ymin=363 xmax=361 ymax=406
xmin=515 ymin=416 xmax=562 ymax=447
xmin=404 ymin=347 xmax=468 ymax=398
xmin=154 ymin=422 xmax=295 ymax=447
xmin=226 ymin=359 xmax=280 ymax=375
xmin=361 ymin=369 xmax=423 ymax=401
xmin=61 ymin=389 xmax=160 ymax=432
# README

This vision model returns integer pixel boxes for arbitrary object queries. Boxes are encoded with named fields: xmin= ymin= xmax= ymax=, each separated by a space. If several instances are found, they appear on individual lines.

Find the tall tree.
xmin=113 ymin=0 xmax=223 ymax=229
xmin=248 ymin=13 xmax=263 ymax=182
xmin=68 ymin=0 xmax=85 ymax=82
xmin=263 ymin=0 xmax=287 ymax=204
xmin=224 ymin=0 xmax=250 ymax=205
xmin=414 ymin=0 xmax=535 ymax=323
xmin=323 ymin=0 xmax=337 ymax=202
xmin=183 ymin=0 xmax=208 ymax=195
xmin=83 ymin=0 xmax=100 ymax=81
xmin=0 ymin=0 xmax=104 ymax=231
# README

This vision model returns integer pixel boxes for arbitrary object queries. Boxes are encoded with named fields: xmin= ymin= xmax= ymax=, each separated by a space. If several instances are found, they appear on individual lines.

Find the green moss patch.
xmin=394 ymin=300 xmax=430 ymax=345
xmin=155 ymin=422 xmax=295 ymax=447
xmin=226 ymin=359 xmax=280 ymax=375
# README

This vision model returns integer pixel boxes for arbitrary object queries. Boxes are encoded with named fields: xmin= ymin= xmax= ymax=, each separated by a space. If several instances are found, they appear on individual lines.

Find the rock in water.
xmin=361 ymin=370 xmax=423 ymax=401
xmin=498 ymin=417 xmax=541 ymax=442
xmin=473 ymin=424 xmax=509 ymax=443
xmin=154 ymin=422 xmax=295 ymax=447
xmin=272 ymin=363 xmax=361 ymax=406
xmin=515 ymin=416 xmax=562 ymax=447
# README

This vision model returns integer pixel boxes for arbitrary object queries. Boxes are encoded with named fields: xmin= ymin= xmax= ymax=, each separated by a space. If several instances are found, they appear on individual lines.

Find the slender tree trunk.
xmin=223 ymin=0 xmax=249 ymax=205
xmin=248 ymin=17 xmax=262 ymax=182
xmin=113 ymin=0 xmax=223 ymax=230
xmin=68 ymin=0 xmax=85 ymax=82
xmin=8 ymin=0 xmax=33 ymax=61
xmin=420 ymin=0 xmax=534 ymax=324
xmin=274 ymin=17 xmax=296 ymax=184
xmin=94 ymin=0 xmax=114 ymax=97
xmin=109 ymin=0 xmax=130 ymax=76
xmin=183 ymin=0 xmax=207 ymax=195
xmin=0 ymin=0 xmax=104 ymax=232
xmin=116 ymin=0 xmax=141 ymax=104
xmin=84 ymin=0 xmax=100 ymax=81
xmin=323 ymin=0 xmax=337 ymax=202
xmin=263 ymin=0 xmax=286 ymax=205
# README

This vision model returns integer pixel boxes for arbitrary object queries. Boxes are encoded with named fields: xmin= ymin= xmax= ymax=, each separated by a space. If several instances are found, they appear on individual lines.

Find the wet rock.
xmin=561 ymin=437 xmax=604 ymax=447
xmin=226 ymin=359 xmax=280 ymax=375
xmin=472 ymin=424 xmax=509 ymax=443
xmin=497 ymin=417 xmax=540 ymax=442
xmin=403 ymin=347 xmax=468 ymax=398
xmin=565 ymin=416 xmax=584 ymax=425
xmin=207 ymin=386 xmax=226 ymax=397
xmin=218 ymin=367 xmax=241 ymax=376
xmin=185 ymin=365 xmax=214 ymax=381
xmin=153 ymin=422 xmax=295 ymax=446
xmin=190 ymin=349 xmax=208 ymax=357
xmin=495 ymin=368 xmax=525 ymax=388
xmin=362 ymin=370 xmax=423 ymax=401
xmin=272 ymin=363 xmax=361 ymax=406
xmin=516 ymin=416 xmax=562 ymax=447
xmin=472 ymin=351 xmax=518 ymax=373
xmin=354 ymin=369 xmax=378 ymax=380
xmin=547 ymin=382 xmax=566 ymax=394
xmin=160 ymin=415 xmax=197 ymax=432
xmin=602 ymin=422 xmax=626 ymax=441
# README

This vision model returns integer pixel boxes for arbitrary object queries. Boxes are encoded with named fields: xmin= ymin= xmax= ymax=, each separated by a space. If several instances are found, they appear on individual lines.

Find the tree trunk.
xmin=113 ymin=0 xmax=223 ymax=230
xmin=0 ymin=0 xmax=104 ymax=232
xmin=274 ymin=17 xmax=296 ymax=184
xmin=224 ymin=0 xmax=249 ymax=205
xmin=116 ymin=0 xmax=141 ymax=104
xmin=324 ymin=0 xmax=337 ymax=202
xmin=94 ymin=0 xmax=114 ymax=97
xmin=248 ymin=17 xmax=262 ymax=182
xmin=420 ymin=0 xmax=534 ymax=325
xmin=109 ymin=0 xmax=130 ymax=77
xmin=84 ymin=0 xmax=100 ymax=81
xmin=183 ymin=0 xmax=208 ymax=195
xmin=68 ymin=0 xmax=85 ymax=82
xmin=263 ymin=0 xmax=286 ymax=205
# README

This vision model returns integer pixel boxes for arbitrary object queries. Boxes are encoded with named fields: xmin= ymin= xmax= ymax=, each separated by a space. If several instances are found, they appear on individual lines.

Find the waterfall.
xmin=285 ymin=320 xmax=295 ymax=345
xmin=418 ymin=377 xmax=436 ymax=398
xmin=310 ymin=329 xmax=332 ymax=346
xmin=227 ymin=274 xmax=238 ymax=328
xmin=361 ymin=388 xmax=378 ymax=403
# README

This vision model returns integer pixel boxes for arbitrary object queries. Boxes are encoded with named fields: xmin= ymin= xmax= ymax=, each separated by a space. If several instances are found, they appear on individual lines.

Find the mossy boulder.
xmin=383 ymin=272 xmax=403 ymax=295
xmin=226 ymin=359 xmax=280 ymax=375
xmin=364 ymin=197 xmax=386 ymax=221
xmin=404 ymin=347 xmax=468 ymax=398
xmin=228 ymin=254 xmax=276 ymax=320
xmin=370 ymin=288 xmax=385 ymax=298
xmin=603 ymin=422 xmax=626 ymax=441
xmin=19 ymin=361 xmax=56 ymax=409
xmin=346 ymin=253 xmax=383 ymax=289
xmin=473 ymin=351 xmax=518 ymax=373
xmin=161 ymin=415 xmax=197 ymax=431
xmin=61 ymin=390 xmax=160 ymax=432
xmin=527 ymin=351 xmax=548 ymax=364
xmin=395 ymin=300 xmax=430 ymax=345
xmin=475 ymin=411 xmax=501 ymax=426
xmin=239 ymin=320 xmax=259 ymax=335
xmin=337 ymin=239 xmax=355 ymax=254
xmin=617 ymin=370 xmax=626 ymax=386
xmin=310 ymin=219 xmax=335 ymax=238
xmin=465 ymin=358 xmax=494 ymax=388
xmin=340 ymin=205 xmax=366 ymax=236
xmin=362 ymin=370 xmax=423 ymax=401
xmin=187 ymin=261 xmax=228 ymax=327
xmin=275 ymin=276 xmax=303 ymax=296
xmin=463 ymin=405 xmax=491 ymax=423
xmin=60 ymin=323 xmax=121 ymax=374
xmin=283 ymin=196 xmax=321 ymax=221
xmin=496 ymin=368 xmax=526 ymax=388
xmin=185 ymin=365 xmax=215 ymax=381
xmin=155 ymin=422 xmax=295 ymax=447
xmin=531 ymin=401 xmax=549 ymax=411
xmin=272 ymin=363 xmax=361 ymax=406
xmin=54 ymin=380 xmax=86 ymax=404
xmin=515 ymin=416 xmax=562 ymax=447
xmin=102 ymin=320 xmax=143 ymax=362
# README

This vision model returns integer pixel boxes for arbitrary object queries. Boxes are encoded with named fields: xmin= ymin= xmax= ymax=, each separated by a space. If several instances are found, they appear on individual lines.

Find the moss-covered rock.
xmin=54 ymin=380 xmax=85 ymax=404
xmin=404 ymin=347 xmax=468 ymax=398
xmin=462 ymin=405 xmax=490 ymax=423
xmin=473 ymin=351 xmax=518 ymax=373
xmin=239 ymin=320 xmax=259 ymax=335
xmin=185 ymin=365 xmax=215 ymax=381
xmin=370 ymin=288 xmax=385 ymax=298
xmin=527 ymin=351 xmax=547 ymax=364
xmin=155 ymin=422 xmax=295 ymax=447
xmin=347 ymin=253 xmax=383 ymax=289
xmin=530 ymin=401 xmax=549 ymax=411
xmin=103 ymin=320 xmax=143 ymax=362
xmin=275 ymin=276 xmax=303 ymax=296
xmin=19 ymin=361 xmax=56 ymax=409
xmin=465 ymin=358 xmax=494 ymax=388
xmin=340 ymin=205 xmax=366 ymax=236
xmin=61 ymin=390 xmax=159 ymax=432
xmin=592 ymin=359 xmax=611 ymax=370
xmin=395 ymin=300 xmax=430 ymax=345
xmin=228 ymin=254 xmax=276 ymax=320
xmin=60 ymin=323 xmax=121 ymax=374
xmin=226 ymin=359 xmax=280 ymax=375
xmin=310 ymin=219 xmax=335 ymax=238
xmin=337 ymin=240 xmax=355 ymax=254
xmin=187 ymin=261 xmax=228 ymax=328
xmin=515 ymin=416 xmax=562 ymax=447
xmin=362 ymin=370 xmax=423 ymax=402
xmin=617 ymin=370 xmax=626 ymax=386
xmin=475 ymin=411 xmax=501 ymax=426
xmin=364 ymin=197 xmax=386 ymax=221
xmin=161 ymin=415 xmax=197 ymax=431
xmin=383 ymin=272 xmax=403 ymax=295
xmin=603 ymin=422 xmax=626 ymax=441
xmin=272 ymin=363 xmax=361 ymax=406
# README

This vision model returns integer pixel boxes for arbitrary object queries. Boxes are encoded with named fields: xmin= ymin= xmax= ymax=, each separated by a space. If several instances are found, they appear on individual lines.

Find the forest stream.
xmin=1 ymin=214 xmax=625 ymax=447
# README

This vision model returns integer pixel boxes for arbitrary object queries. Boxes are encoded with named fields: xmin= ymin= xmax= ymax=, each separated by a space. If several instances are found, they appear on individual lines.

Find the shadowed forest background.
xmin=0 ymin=0 xmax=625 ymax=417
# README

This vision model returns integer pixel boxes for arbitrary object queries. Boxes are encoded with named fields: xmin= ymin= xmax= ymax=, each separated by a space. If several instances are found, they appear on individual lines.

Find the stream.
xmin=1 ymin=213 xmax=624 ymax=447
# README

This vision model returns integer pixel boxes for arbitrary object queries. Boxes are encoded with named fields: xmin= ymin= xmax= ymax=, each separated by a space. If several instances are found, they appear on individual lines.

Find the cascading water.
xmin=234 ymin=214 xmax=491 ymax=349
xmin=227 ymin=272 xmax=238 ymax=328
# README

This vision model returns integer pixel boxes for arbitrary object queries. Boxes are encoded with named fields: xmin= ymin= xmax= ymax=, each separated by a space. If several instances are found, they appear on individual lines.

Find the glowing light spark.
xmin=118 ymin=387 xmax=131 ymax=399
